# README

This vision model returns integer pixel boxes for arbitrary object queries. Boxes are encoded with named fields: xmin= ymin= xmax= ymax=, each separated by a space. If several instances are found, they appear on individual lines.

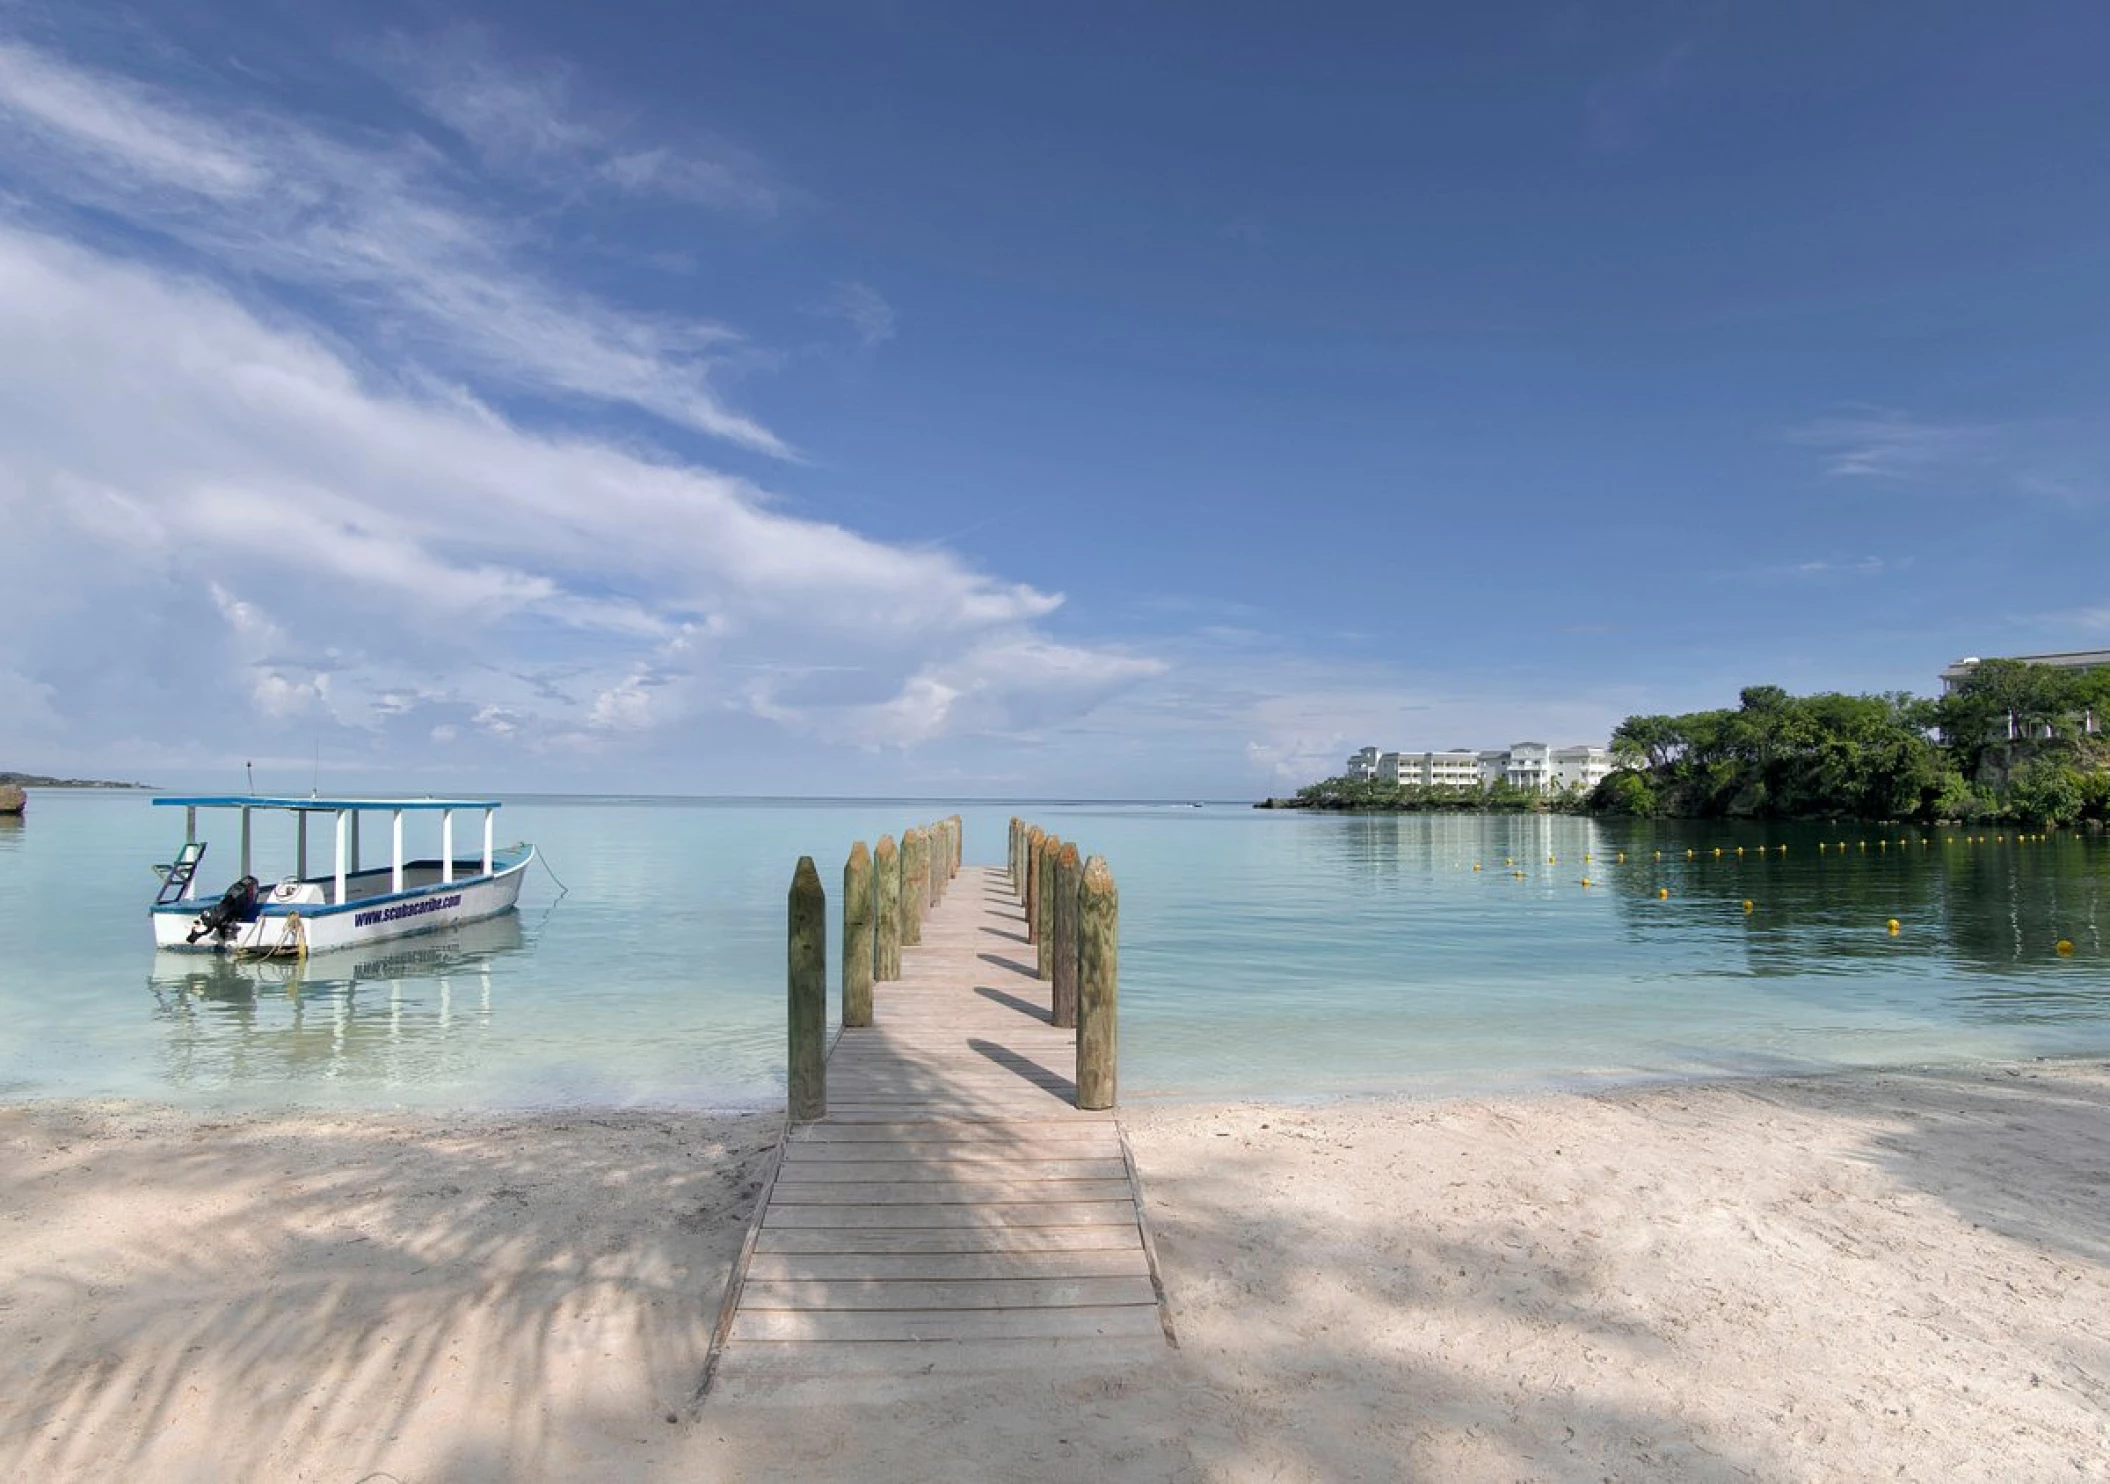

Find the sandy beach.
xmin=4 ymin=1062 xmax=2105 ymax=1482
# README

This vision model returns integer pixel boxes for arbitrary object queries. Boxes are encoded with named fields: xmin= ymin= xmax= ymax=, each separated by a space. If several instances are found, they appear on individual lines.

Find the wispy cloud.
xmin=1787 ymin=409 xmax=1995 ymax=482
xmin=1781 ymin=555 xmax=1898 ymax=578
xmin=817 ymin=280 xmax=898 ymax=348
xmin=0 ymin=33 xmax=789 ymax=455
xmin=371 ymin=27 xmax=780 ymax=216
xmin=1787 ymin=407 xmax=2106 ymax=504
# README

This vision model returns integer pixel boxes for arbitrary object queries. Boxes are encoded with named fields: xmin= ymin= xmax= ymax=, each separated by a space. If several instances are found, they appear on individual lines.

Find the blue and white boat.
xmin=150 ymin=795 xmax=534 ymax=956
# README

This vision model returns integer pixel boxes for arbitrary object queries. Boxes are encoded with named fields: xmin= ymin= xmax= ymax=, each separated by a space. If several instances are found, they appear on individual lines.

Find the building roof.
xmin=1941 ymin=649 xmax=2110 ymax=680
xmin=153 ymin=796 xmax=502 ymax=811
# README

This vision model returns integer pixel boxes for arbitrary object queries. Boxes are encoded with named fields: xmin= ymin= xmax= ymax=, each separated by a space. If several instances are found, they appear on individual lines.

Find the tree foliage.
xmin=1601 ymin=664 xmax=2110 ymax=822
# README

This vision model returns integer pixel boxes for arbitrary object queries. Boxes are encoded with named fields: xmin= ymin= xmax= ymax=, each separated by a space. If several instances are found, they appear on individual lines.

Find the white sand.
xmin=5 ymin=1062 xmax=2107 ymax=1481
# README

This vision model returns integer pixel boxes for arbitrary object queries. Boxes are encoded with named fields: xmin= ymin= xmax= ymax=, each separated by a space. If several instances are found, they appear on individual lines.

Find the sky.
xmin=2 ymin=1 xmax=2107 ymax=798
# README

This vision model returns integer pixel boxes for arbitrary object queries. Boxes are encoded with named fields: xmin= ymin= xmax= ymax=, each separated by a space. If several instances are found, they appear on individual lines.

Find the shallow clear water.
xmin=2 ymin=794 xmax=2107 ymax=1110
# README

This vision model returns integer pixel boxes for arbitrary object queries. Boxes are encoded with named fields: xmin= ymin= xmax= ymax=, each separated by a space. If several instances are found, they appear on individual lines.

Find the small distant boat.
xmin=150 ymin=795 xmax=533 ymax=956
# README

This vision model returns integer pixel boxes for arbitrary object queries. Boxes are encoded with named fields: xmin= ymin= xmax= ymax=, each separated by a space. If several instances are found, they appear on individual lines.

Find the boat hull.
xmin=152 ymin=848 xmax=534 ymax=955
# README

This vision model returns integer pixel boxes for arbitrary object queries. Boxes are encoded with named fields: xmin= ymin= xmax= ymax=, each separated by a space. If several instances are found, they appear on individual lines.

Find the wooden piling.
xmin=928 ymin=821 xmax=944 ymax=909
xmin=901 ymin=827 xmax=927 ymax=947
xmin=950 ymin=814 xmax=962 ymax=878
xmin=1035 ymin=834 xmax=1060 ymax=979
xmin=1076 ymin=854 xmax=1118 ymax=1110
xmin=787 ymin=856 xmax=827 ymax=1122
xmin=1052 ymin=841 xmax=1082 ymax=1028
xmin=875 ymin=833 xmax=901 ymax=981
xmin=842 ymin=840 xmax=873 ymax=1028
xmin=1025 ymin=825 xmax=1045 ymax=941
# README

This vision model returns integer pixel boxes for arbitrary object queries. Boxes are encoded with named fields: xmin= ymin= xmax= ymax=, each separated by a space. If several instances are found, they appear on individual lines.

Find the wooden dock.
xmin=705 ymin=863 xmax=1172 ymax=1390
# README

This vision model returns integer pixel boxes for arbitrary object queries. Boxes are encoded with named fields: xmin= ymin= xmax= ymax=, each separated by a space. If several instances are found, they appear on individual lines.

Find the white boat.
xmin=150 ymin=795 xmax=534 ymax=956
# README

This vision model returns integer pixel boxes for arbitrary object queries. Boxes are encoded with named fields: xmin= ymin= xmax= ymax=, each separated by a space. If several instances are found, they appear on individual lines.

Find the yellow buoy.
xmin=1581 ymin=877 xmax=1592 ymax=888
xmin=1473 ymin=863 xmax=1482 ymax=872
xmin=1617 ymin=852 xmax=1626 ymax=863
xmin=1713 ymin=848 xmax=1723 ymax=859
xmin=1778 ymin=844 xmax=1788 ymax=854
xmin=1584 ymin=853 xmax=1592 ymax=862
xmin=1658 ymin=887 xmax=1669 ymax=899
xmin=2056 ymin=939 xmax=2074 ymax=956
xmin=1505 ymin=857 xmax=1513 ymax=866
xmin=1736 ymin=846 xmax=1745 ymax=857
xmin=1742 ymin=899 xmax=1754 ymax=913
xmin=1818 ymin=842 xmax=1826 ymax=853
xmin=1887 ymin=918 xmax=1900 ymax=935
xmin=1686 ymin=849 xmax=1695 ymax=860
xmin=1652 ymin=850 xmax=1661 ymax=861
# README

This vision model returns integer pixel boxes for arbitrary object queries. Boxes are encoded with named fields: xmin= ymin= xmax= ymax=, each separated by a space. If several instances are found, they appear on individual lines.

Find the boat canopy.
xmin=152 ymin=796 xmax=508 ymax=905
xmin=152 ymin=796 xmax=501 ymax=811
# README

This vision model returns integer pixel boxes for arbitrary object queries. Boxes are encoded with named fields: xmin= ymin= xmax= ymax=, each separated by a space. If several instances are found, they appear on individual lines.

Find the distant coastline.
xmin=0 ymin=771 xmax=151 ymax=790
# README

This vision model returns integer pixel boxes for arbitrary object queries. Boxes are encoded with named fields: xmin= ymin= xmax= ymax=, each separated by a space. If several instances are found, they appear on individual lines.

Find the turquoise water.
xmin=2 ymin=793 xmax=2107 ymax=1110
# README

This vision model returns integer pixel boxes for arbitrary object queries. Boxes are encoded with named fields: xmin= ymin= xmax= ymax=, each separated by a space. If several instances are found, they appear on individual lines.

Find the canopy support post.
xmin=334 ymin=811 xmax=348 ymax=905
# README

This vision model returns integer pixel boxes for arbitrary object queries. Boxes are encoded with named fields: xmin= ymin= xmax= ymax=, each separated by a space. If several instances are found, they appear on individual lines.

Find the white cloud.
xmin=819 ymin=280 xmax=898 ymax=348
xmin=374 ymin=27 xmax=780 ymax=216
xmin=0 ymin=33 xmax=788 ymax=455
xmin=824 ymin=637 xmax=1165 ymax=747
xmin=0 ymin=225 xmax=1157 ymax=772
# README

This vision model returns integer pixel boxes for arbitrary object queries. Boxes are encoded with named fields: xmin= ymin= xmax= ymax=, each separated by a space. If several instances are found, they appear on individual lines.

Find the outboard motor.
xmin=187 ymin=875 xmax=261 ymax=945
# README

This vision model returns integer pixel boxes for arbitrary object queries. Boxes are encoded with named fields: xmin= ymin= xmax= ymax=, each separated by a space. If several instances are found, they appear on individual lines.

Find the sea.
xmin=2 ymin=792 xmax=2107 ymax=1111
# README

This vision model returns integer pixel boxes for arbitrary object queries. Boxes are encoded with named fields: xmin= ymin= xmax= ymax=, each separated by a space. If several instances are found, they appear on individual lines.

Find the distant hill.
xmin=0 ymin=771 xmax=150 ymax=789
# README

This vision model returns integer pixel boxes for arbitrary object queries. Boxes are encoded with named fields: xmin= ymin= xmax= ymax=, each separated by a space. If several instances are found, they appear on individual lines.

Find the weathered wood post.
xmin=1024 ymin=825 xmax=1045 ymax=941
xmin=1011 ymin=818 xmax=1024 ymax=899
xmin=1052 ymin=841 xmax=1082 ymax=1028
xmin=927 ymin=821 xmax=944 ymax=910
xmin=950 ymin=815 xmax=962 ymax=878
xmin=901 ymin=826 xmax=927 ymax=947
xmin=843 ymin=840 xmax=873 ymax=1028
xmin=788 ymin=856 xmax=827 ymax=1122
xmin=1035 ymin=834 xmax=1060 ymax=979
xmin=1076 ymin=854 xmax=1118 ymax=1110
xmin=875 ymin=833 xmax=901 ymax=981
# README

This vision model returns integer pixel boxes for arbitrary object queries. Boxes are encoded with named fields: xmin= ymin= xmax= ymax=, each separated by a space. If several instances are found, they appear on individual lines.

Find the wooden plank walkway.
xmin=706 ymin=863 xmax=1173 ymax=1390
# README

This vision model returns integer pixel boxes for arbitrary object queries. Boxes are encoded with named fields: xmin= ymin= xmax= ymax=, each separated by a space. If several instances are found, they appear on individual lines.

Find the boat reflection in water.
xmin=146 ymin=911 xmax=527 ymax=1091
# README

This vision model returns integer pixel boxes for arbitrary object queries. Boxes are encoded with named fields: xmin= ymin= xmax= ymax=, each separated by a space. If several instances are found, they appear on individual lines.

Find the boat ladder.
xmin=154 ymin=841 xmax=207 ymax=905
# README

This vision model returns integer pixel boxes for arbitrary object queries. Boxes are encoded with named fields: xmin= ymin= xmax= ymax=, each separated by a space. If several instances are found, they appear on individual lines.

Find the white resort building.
xmin=1939 ymin=649 xmax=2110 ymax=694
xmin=1343 ymin=742 xmax=1617 ymax=793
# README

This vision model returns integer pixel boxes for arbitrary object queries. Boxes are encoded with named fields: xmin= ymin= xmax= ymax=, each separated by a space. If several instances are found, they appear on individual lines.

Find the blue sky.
xmin=2 ymin=2 xmax=2106 ymax=798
